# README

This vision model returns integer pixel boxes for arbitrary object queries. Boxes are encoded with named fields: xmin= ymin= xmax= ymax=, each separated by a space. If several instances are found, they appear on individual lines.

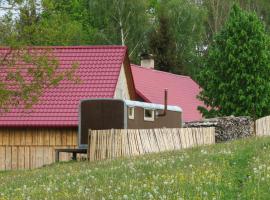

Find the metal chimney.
xmin=158 ymin=89 xmax=168 ymax=117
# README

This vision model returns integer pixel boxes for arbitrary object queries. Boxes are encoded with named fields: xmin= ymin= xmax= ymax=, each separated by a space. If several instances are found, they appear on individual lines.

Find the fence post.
xmin=87 ymin=129 xmax=91 ymax=160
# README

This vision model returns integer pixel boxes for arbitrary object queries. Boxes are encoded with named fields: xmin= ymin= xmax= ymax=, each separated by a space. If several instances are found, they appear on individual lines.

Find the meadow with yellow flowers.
xmin=1 ymin=136 xmax=270 ymax=199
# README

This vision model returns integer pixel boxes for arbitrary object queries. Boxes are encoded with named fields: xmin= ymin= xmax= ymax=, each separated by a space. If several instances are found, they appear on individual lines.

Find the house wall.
xmin=114 ymin=64 xmax=130 ymax=100
xmin=0 ymin=127 xmax=78 ymax=170
xmin=80 ymin=100 xmax=125 ymax=147
xmin=127 ymin=107 xmax=182 ymax=129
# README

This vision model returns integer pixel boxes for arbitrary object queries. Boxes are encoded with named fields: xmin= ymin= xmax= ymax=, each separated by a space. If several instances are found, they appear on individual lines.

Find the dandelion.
xmin=203 ymin=191 xmax=208 ymax=196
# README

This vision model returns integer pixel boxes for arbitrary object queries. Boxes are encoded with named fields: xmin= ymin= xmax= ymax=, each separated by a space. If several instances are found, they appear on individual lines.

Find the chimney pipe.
xmin=140 ymin=53 xmax=154 ymax=69
xmin=158 ymin=89 xmax=168 ymax=117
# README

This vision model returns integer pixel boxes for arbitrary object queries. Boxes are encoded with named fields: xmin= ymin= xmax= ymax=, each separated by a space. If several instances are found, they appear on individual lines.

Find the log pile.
xmin=184 ymin=116 xmax=254 ymax=142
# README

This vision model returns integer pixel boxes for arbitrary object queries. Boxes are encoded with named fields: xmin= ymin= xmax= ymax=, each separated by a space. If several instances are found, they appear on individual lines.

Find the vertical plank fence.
xmin=88 ymin=127 xmax=215 ymax=161
xmin=256 ymin=116 xmax=270 ymax=136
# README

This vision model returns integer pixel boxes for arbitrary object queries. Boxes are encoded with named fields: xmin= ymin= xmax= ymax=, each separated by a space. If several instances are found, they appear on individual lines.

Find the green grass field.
xmin=1 ymin=136 xmax=270 ymax=200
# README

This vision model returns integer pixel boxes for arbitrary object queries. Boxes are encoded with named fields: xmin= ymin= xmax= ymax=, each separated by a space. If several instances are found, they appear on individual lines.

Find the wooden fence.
xmin=256 ymin=116 xmax=270 ymax=136
xmin=0 ymin=128 xmax=78 ymax=170
xmin=88 ymin=128 xmax=215 ymax=161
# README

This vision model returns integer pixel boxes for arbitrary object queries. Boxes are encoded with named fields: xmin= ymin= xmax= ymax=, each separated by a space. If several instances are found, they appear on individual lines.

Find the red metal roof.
xmin=131 ymin=65 xmax=204 ymax=122
xmin=0 ymin=46 xmax=127 ymax=127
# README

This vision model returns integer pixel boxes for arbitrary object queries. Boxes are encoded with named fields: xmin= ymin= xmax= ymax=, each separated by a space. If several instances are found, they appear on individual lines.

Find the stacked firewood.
xmin=184 ymin=116 xmax=254 ymax=142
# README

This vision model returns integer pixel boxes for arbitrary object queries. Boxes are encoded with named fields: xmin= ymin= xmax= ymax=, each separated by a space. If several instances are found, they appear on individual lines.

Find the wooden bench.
xmin=55 ymin=148 xmax=87 ymax=162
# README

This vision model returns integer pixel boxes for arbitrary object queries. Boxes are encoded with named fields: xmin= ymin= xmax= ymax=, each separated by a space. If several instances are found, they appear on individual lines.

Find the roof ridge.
xmin=131 ymin=64 xmax=191 ymax=79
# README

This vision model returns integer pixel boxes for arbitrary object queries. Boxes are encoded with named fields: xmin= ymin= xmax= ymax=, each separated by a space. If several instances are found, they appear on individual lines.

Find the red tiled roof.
xmin=0 ymin=46 xmax=127 ymax=127
xmin=131 ymin=65 xmax=204 ymax=122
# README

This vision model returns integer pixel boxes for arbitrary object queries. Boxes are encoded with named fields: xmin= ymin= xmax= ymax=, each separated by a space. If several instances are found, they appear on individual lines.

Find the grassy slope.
xmin=1 ymin=137 xmax=270 ymax=200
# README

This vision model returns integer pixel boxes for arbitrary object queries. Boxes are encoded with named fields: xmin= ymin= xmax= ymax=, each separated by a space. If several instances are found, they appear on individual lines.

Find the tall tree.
xmin=202 ymin=0 xmax=270 ymax=41
xmin=148 ymin=9 xmax=177 ymax=73
xmin=166 ymin=0 xmax=207 ymax=75
xmin=86 ymin=0 xmax=151 ymax=61
xmin=149 ymin=0 xmax=207 ymax=75
xmin=197 ymin=5 xmax=270 ymax=119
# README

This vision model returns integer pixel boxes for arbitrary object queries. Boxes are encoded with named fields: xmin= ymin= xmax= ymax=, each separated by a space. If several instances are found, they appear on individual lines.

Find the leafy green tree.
xmin=0 ymin=1 xmax=79 ymax=110
xmin=0 ymin=46 xmax=78 ymax=111
xmin=197 ymin=5 xmax=270 ymax=119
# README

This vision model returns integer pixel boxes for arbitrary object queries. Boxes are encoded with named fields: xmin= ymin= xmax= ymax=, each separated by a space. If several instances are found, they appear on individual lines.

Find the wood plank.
xmin=124 ymin=129 xmax=130 ymax=156
xmin=161 ymin=129 xmax=169 ymax=151
xmin=24 ymin=147 xmax=30 ymax=169
xmin=30 ymin=146 xmax=36 ymax=169
xmin=37 ymin=132 xmax=44 ymax=146
xmin=0 ymin=146 xmax=6 ymax=170
xmin=140 ymin=130 xmax=148 ymax=153
xmin=135 ymin=129 xmax=143 ymax=155
xmin=177 ymin=128 xmax=183 ymax=150
xmin=49 ymin=129 xmax=56 ymax=146
xmin=14 ymin=131 xmax=21 ymax=145
xmin=36 ymin=147 xmax=44 ymax=168
xmin=107 ymin=129 xmax=113 ymax=159
xmin=88 ymin=130 xmax=91 ymax=160
xmin=20 ymin=129 xmax=26 ymax=145
xmin=189 ymin=128 xmax=194 ymax=147
xmin=2 ymin=130 xmax=10 ymax=145
xmin=0 ymin=130 xmax=3 ymax=145
xmin=105 ymin=131 xmax=109 ymax=159
xmin=172 ymin=129 xmax=180 ymax=150
xmin=43 ymin=147 xmax=51 ymax=166
xmin=44 ymin=129 xmax=50 ymax=146
xmin=9 ymin=130 xmax=15 ymax=145
xmin=131 ymin=129 xmax=139 ymax=155
xmin=18 ymin=147 xmax=25 ymax=169
xmin=180 ymin=129 xmax=187 ymax=148
xmin=211 ymin=127 xmax=215 ymax=144
xmin=149 ymin=129 xmax=158 ymax=153
xmin=168 ymin=129 xmax=175 ymax=150
xmin=100 ymin=132 xmax=105 ymax=160
xmin=5 ymin=146 xmax=11 ymax=170
xmin=121 ymin=129 xmax=127 ymax=157
xmin=11 ymin=146 xmax=18 ymax=170
xmin=66 ymin=130 xmax=73 ymax=146
xmin=25 ymin=130 xmax=33 ymax=146
xmin=90 ymin=131 xmax=97 ymax=161
xmin=156 ymin=129 xmax=163 ymax=151
xmin=32 ymin=129 xmax=38 ymax=145
xmin=55 ymin=131 xmax=62 ymax=146
xmin=61 ymin=130 xmax=67 ymax=146
xmin=127 ymin=130 xmax=134 ymax=156
xmin=118 ymin=130 xmax=123 ymax=157
xmin=96 ymin=131 xmax=100 ymax=160
xmin=115 ymin=130 xmax=120 ymax=158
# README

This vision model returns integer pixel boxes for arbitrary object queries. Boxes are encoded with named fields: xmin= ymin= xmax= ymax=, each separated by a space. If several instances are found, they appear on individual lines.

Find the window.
xmin=144 ymin=109 xmax=155 ymax=121
xmin=128 ymin=107 xmax=134 ymax=119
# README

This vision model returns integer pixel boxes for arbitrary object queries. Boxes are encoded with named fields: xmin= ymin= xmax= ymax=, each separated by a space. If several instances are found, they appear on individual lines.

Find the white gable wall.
xmin=114 ymin=64 xmax=130 ymax=100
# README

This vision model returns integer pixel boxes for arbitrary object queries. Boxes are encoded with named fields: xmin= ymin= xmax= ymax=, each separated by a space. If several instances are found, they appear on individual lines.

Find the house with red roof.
xmin=0 ymin=46 xmax=136 ymax=170
xmin=131 ymin=56 xmax=204 ymax=122
xmin=0 ymin=46 xmax=203 ymax=170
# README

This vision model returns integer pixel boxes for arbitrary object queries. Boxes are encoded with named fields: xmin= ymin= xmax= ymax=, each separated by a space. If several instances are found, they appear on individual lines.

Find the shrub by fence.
xmin=88 ymin=128 xmax=215 ymax=161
